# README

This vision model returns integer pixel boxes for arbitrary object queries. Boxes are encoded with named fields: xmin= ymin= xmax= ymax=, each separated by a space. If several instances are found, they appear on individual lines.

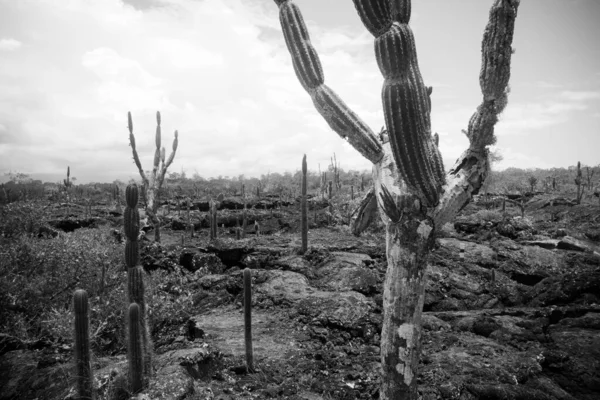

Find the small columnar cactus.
xmin=128 ymin=303 xmax=144 ymax=394
xmin=575 ymin=161 xmax=584 ymax=204
xmin=124 ymin=184 xmax=140 ymax=269
xmin=210 ymin=200 xmax=218 ymax=240
xmin=124 ymin=183 xmax=151 ymax=381
xmin=301 ymin=154 xmax=308 ymax=254
xmin=73 ymin=289 xmax=94 ymax=400
xmin=243 ymin=268 xmax=254 ymax=372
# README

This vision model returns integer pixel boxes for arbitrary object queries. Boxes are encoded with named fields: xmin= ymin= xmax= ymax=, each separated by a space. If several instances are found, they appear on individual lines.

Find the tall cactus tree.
xmin=127 ymin=111 xmax=179 ymax=242
xmin=273 ymin=0 xmax=520 ymax=398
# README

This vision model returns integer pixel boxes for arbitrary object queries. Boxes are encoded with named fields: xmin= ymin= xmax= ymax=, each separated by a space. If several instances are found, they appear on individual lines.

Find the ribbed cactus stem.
xmin=128 ymin=303 xmax=144 ymax=394
xmin=126 ymin=184 xmax=139 ymax=208
xmin=301 ymin=154 xmax=308 ymax=254
xmin=124 ymin=184 xmax=140 ymax=268
xmin=128 ymin=266 xmax=151 ymax=378
xmin=371 ymin=8 xmax=445 ymax=206
xmin=243 ymin=268 xmax=254 ymax=372
xmin=73 ymin=289 xmax=94 ymax=400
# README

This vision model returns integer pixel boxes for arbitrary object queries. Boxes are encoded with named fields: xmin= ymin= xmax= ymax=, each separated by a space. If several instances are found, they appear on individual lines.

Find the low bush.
xmin=0 ymin=226 xmax=126 ymax=353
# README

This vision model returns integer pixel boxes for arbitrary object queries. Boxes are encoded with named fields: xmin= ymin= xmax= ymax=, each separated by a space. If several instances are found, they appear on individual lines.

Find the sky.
xmin=0 ymin=0 xmax=599 ymax=184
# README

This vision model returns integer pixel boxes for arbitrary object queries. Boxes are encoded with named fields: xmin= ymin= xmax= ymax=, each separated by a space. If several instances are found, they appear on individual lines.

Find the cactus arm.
xmin=351 ymin=0 xmax=446 ymax=207
xmin=158 ymin=131 xmax=179 ymax=189
xmin=466 ymin=0 xmax=518 ymax=149
xmin=274 ymin=0 xmax=384 ymax=165
xmin=128 ymin=112 xmax=149 ymax=188
xmin=151 ymin=112 xmax=162 ymax=189
xmin=431 ymin=0 xmax=520 ymax=228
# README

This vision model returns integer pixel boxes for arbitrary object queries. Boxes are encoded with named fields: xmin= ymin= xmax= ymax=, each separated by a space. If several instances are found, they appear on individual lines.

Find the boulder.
xmin=179 ymin=248 xmax=225 ymax=274
xmin=314 ymin=252 xmax=379 ymax=295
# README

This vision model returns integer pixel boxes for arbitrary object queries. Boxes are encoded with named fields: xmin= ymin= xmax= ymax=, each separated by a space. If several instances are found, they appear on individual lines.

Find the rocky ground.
xmin=1 ymin=194 xmax=599 ymax=399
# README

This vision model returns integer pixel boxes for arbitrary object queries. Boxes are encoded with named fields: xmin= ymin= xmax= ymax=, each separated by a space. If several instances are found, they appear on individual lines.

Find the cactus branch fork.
xmin=273 ymin=0 xmax=520 ymax=398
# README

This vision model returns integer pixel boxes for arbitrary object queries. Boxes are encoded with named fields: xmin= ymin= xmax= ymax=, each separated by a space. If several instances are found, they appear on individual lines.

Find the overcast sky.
xmin=0 ymin=0 xmax=599 ymax=184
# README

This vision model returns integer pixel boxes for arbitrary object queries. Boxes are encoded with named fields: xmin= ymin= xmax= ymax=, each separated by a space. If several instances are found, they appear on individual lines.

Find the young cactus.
xmin=124 ymin=183 xmax=151 ymax=381
xmin=73 ymin=289 xmax=94 ymax=400
xmin=301 ymin=154 xmax=308 ymax=254
xmin=243 ymin=268 xmax=254 ymax=373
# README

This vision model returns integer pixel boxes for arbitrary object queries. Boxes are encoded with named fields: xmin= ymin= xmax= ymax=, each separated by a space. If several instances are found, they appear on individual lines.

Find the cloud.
xmin=496 ymin=89 xmax=600 ymax=135
xmin=560 ymin=90 xmax=600 ymax=101
xmin=534 ymin=80 xmax=563 ymax=89
xmin=0 ymin=0 xmax=596 ymax=182
xmin=0 ymin=38 xmax=21 ymax=51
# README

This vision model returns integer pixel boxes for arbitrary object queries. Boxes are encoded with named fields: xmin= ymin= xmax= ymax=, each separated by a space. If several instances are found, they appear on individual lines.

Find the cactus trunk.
xmin=380 ymin=214 xmax=433 ymax=399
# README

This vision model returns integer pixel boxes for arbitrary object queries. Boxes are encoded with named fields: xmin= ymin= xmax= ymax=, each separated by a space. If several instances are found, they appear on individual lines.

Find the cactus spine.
xmin=243 ymin=268 xmax=254 ymax=373
xmin=73 ymin=289 xmax=94 ymax=400
xmin=128 ymin=111 xmax=179 ymax=242
xmin=127 ymin=303 xmax=144 ymax=394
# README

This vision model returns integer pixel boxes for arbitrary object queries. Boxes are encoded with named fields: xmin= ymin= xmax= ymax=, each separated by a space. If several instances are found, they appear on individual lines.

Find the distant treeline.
xmin=485 ymin=164 xmax=599 ymax=195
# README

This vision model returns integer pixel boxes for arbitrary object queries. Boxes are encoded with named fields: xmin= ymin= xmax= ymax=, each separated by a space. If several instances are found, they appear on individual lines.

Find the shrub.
xmin=0 ymin=202 xmax=47 ymax=239
xmin=0 ymin=226 xmax=126 ymax=353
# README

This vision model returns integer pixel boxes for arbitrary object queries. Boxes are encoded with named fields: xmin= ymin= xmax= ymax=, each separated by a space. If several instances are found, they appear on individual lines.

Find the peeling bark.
xmin=374 ymin=143 xmax=436 ymax=399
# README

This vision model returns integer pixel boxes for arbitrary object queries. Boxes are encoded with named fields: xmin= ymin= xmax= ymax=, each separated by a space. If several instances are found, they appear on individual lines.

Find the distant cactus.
xmin=210 ymin=200 xmax=218 ymax=240
xmin=73 ymin=289 xmax=94 ymax=400
xmin=64 ymin=166 xmax=72 ymax=217
xmin=64 ymin=166 xmax=72 ymax=189
xmin=575 ymin=161 xmax=584 ymax=204
xmin=243 ymin=269 xmax=254 ymax=372
xmin=242 ymin=202 xmax=248 ymax=239
xmin=128 ymin=111 xmax=179 ymax=242
xmin=301 ymin=154 xmax=308 ymax=254
xmin=127 ymin=303 xmax=144 ymax=394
